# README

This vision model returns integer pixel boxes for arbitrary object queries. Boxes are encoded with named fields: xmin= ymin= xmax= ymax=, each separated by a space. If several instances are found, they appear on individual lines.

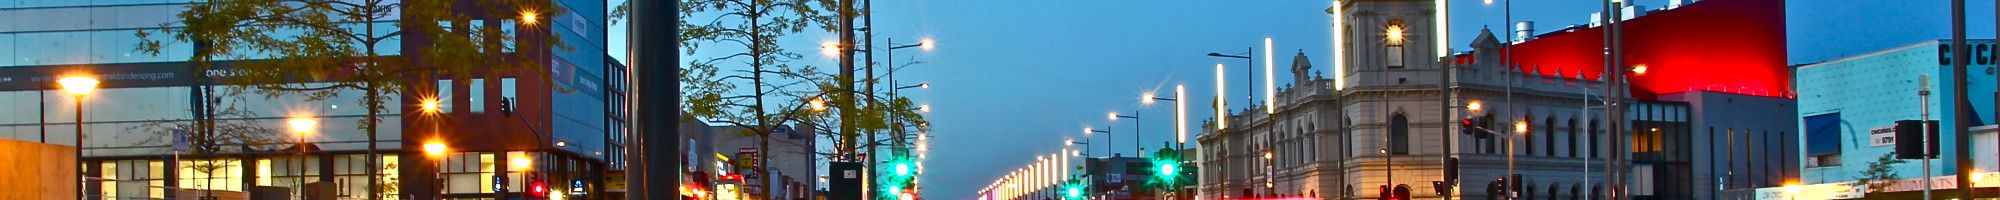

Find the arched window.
xmin=1570 ymin=185 xmax=1582 ymax=200
xmin=1390 ymin=113 xmax=1410 ymax=154
xmin=1590 ymin=120 xmax=1601 ymax=158
xmin=1544 ymin=116 xmax=1556 ymax=157
xmin=1548 ymin=183 xmax=1562 ymax=200
xmin=1520 ymin=114 xmax=1536 ymax=156
xmin=1568 ymin=118 xmax=1579 ymax=158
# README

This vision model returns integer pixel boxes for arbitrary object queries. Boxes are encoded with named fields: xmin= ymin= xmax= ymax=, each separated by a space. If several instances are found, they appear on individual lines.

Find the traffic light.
xmin=1432 ymin=181 xmax=1450 ymax=196
xmin=527 ymin=173 xmax=549 ymax=198
xmin=499 ymin=97 xmax=515 ymax=116
xmin=1894 ymin=120 xmax=1940 ymax=159
xmin=1460 ymin=115 xmax=1495 ymax=139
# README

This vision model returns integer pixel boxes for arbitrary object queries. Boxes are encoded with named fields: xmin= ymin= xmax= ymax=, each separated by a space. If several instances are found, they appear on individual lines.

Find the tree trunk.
xmin=364 ymin=85 xmax=381 ymax=200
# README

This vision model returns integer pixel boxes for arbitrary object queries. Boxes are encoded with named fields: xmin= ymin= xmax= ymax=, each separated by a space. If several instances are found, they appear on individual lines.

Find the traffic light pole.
xmin=632 ymin=0 xmax=681 ymax=199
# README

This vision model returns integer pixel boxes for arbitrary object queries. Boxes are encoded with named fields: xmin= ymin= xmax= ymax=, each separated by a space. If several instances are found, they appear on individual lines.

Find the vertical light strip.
xmin=1435 ymin=0 xmax=1450 ymax=58
xmin=1217 ymin=63 xmax=1228 ymax=129
xmin=1177 ymin=85 xmax=1188 ymax=145
xmin=1265 ymin=37 xmax=1276 ymax=114
xmin=1332 ymin=1 xmax=1346 ymax=90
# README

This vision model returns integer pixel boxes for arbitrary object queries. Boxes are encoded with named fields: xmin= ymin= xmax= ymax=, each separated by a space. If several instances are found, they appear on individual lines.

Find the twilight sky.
xmin=605 ymin=0 xmax=1998 ymax=198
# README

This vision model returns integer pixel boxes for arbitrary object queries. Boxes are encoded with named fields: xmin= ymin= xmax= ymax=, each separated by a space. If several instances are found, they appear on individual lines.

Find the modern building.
xmin=0 ymin=0 xmax=620 ymax=199
xmin=1793 ymin=39 xmax=2000 ymax=198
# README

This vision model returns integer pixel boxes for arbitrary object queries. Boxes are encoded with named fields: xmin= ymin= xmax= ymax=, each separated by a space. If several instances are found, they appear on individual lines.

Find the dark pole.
xmin=75 ymin=96 xmax=85 ymax=200
xmin=633 ymin=0 xmax=682 ymax=199
xmin=1599 ymin=0 xmax=1614 ymax=199
xmin=1952 ymin=0 xmax=1972 ymax=199
xmin=40 ymin=90 xmax=46 ymax=143
xmin=864 ymin=0 xmax=880 ymax=197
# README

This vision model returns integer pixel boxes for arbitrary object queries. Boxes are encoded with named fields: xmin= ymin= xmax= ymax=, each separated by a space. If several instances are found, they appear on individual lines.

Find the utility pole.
xmin=1951 ymin=0 xmax=1972 ymax=199
xmin=632 ymin=0 xmax=682 ymax=199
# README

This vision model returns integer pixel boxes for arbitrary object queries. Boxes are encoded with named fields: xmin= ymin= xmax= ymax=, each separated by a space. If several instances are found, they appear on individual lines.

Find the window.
xmin=1389 ymin=113 xmax=1409 ymax=154
xmin=1803 ymin=113 xmax=1842 ymax=167
xmin=1544 ymin=117 xmax=1555 ymax=157
xmin=1590 ymin=120 xmax=1600 ymax=158
xmin=470 ymin=78 xmax=485 ymax=113
xmin=1524 ymin=115 xmax=1535 ymax=156
xmin=1568 ymin=119 xmax=1579 ymax=158
xmin=437 ymin=80 xmax=454 ymax=113
xmin=502 ymin=77 xmax=518 ymax=100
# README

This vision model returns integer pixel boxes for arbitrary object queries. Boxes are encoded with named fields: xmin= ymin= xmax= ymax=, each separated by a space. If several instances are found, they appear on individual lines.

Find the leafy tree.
xmin=137 ymin=0 xmax=564 ymax=198
xmin=614 ymin=0 xmax=931 ymax=195
xmin=1855 ymin=152 xmax=1908 ymax=193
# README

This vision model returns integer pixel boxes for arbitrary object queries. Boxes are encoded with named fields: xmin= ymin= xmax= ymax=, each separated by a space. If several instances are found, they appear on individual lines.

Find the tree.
xmin=1855 ymin=152 xmax=1908 ymax=193
xmin=615 ymin=0 xmax=932 ymax=196
xmin=136 ymin=0 xmax=564 ymax=198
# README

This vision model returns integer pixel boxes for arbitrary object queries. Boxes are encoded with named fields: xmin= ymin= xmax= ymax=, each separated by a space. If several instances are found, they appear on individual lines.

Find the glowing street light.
xmin=1467 ymin=100 xmax=1484 ymax=112
xmin=1386 ymin=24 xmax=1407 ymax=44
xmin=1783 ymin=183 xmax=1801 ymax=200
xmin=511 ymin=156 xmax=534 ymax=171
xmin=58 ymin=75 xmax=96 ymax=199
xmin=520 ymin=10 xmax=540 ymax=25
xmin=1632 ymin=64 xmax=1649 ymax=75
xmin=1513 ymin=121 xmax=1529 ymax=134
xmin=287 ymin=117 xmax=318 ymax=135
xmin=420 ymin=98 xmax=441 ymax=113
xmin=809 ymin=98 xmax=827 ymax=111
xmin=59 ymin=77 xmax=98 ymax=96
xmin=919 ymin=38 xmax=936 ymax=51
xmin=919 ymin=104 xmax=931 ymax=113
xmin=423 ymin=142 xmax=449 ymax=157
xmin=820 ymin=40 xmax=841 ymax=58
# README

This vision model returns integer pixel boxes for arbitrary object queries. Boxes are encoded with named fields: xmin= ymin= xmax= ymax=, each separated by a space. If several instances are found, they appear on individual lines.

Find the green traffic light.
xmin=1067 ymin=187 xmax=1082 ymax=197
xmin=1157 ymin=163 xmax=1176 ymax=176
xmin=896 ymin=163 xmax=912 ymax=176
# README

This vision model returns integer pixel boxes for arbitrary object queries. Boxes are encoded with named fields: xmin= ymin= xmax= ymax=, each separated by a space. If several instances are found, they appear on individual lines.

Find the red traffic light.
xmin=529 ymin=179 xmax=549 ymax=198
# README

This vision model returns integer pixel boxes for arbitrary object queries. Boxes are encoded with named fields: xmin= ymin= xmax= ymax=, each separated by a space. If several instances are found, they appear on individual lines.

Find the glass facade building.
xmin=0 ymin=0 xmax=619 ymax=199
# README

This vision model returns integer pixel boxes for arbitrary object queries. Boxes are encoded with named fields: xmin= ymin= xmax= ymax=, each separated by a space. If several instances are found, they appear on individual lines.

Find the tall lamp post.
xmin=1109 ymin=112 xmax=1140 ymax=155
xmin=1087 ymin=127 xmax=1112 ymax=158
xmin=424 ymin=142 xmax=450 ymax=198
xmin=1142 ymin=85 xmax=1186 ymax=150
xmin=59 ymin=76 xmax=97 ymax=199
xmin=287 ymin=116 xmax=317 ymax=198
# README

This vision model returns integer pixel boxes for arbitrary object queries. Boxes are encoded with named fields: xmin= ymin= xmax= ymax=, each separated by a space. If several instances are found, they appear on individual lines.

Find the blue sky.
xmin=607 ymin=0 xmax=1997 ymax=198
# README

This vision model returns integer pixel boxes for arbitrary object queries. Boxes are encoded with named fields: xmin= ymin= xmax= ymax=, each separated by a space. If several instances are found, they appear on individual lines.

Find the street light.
xmin=1467 ymin=100 xmax=1484 ymax=113
xmin=58 ymin=76 xmax=96 ymax=199
xmin=1783 ymin=183 xmax=1801 ymax=200
xmin=1109 ymin=112 xmax=1140 ymax=155
xmin=1142 ymin=85 xmax=1189 ymax=149
xmin=1513 ymin=121 xmax=1529 ymax=134
xmin=421 ymin=98 xmax=441 ymax=114
xmin=286 ymin=115 xmax=315 ymax=195
xmin=520 ymin=9 xmax=539 ymax=25
xmin=422 ymin=141 xmax=448 ymax=197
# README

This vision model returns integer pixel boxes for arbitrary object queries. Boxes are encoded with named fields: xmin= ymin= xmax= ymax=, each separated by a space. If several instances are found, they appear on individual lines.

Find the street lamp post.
xmin=1206 ymin=49 xmax=1253 ymax=108
xmin=1109 ymin=112 xmax=1140 ymax=155
xmin=1088 ymin=127 xmax=1112 ymax=158
xmin=288 ymin=117 xmax=316 ymax=198
xmin=1142 ymin=85 xmax=1186 ymax=150
xmin=424 ymin=142 xmax=449 ymax=198
xmin=58 ymin=76 xmax=97 ymax=199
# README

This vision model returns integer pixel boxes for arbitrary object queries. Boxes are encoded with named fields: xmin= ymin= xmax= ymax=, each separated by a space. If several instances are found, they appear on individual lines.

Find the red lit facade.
xmin=1467 ymin=0 xmax=1789 ymax=99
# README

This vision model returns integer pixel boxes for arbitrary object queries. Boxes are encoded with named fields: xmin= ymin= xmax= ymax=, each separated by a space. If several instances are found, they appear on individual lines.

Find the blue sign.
xmin=493 ymin=176 xmax=507 ymax=193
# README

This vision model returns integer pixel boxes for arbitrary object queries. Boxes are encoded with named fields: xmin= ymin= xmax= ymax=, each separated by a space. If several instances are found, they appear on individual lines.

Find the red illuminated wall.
xmin=1507 ymin=0 xmax=1788 ymax=99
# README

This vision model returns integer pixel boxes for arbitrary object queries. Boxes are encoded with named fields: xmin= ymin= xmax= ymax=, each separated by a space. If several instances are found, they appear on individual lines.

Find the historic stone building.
xmin=1198 ymin=0 xmax=1625 ymax=199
